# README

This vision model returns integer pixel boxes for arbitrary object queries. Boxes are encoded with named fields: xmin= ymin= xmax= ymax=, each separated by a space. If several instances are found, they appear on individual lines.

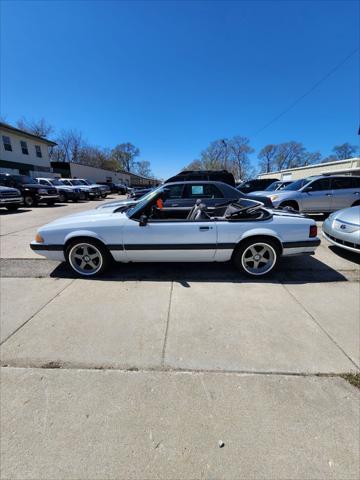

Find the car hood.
xmin=41 ymin=207 xmax=127 ymax=229
xmin=24 ymin=183 xmax=51 ymax=190
xmin=97 ymin=199 xmax=137 ymax=209
xmin=249 ymin=190 xmax=273 ymax=196
xmin=329 ymin=206 xmax=360 ymax=227
xmin=0 ymin=186 xmax=20 ymax=193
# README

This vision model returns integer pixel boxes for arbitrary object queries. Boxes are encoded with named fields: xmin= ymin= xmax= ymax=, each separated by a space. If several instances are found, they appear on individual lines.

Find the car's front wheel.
xmin=23 ymin=195 xmax=36 ymax=207
xmin=233 ymin=238 xmax=279 ymax=276
xmin=66 ymin=239 xmax=110 ymax=277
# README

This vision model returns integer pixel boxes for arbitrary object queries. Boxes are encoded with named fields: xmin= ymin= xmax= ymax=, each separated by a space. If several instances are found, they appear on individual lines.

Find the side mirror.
xmin=303 ymin=186 xmax=312 ymax=193
xmin=139 ymin=214 xmax=148 ymax=227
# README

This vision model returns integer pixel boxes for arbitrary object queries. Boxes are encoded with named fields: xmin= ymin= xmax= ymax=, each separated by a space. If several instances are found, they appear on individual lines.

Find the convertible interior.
xmin=129 ymin=197 xmax=272 ymax=222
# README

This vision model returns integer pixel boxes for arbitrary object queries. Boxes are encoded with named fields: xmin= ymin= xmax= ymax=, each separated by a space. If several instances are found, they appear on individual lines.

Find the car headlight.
xmin=38 ymin=189 xmax=48 ymax=194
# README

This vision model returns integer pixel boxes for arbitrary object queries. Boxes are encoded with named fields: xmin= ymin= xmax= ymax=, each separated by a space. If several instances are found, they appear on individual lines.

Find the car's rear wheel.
xmin=233 ymin=238 xmax=279 ymax=276
xmin=66 ymin=240 xmax=110 ymax=277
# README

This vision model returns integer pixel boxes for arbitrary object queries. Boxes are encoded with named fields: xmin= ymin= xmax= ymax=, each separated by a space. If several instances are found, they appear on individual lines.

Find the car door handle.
xmin=325 ymin=193 xmax=332 ymax=196
xmin=199 ymin=226 xmax=211 ymax=230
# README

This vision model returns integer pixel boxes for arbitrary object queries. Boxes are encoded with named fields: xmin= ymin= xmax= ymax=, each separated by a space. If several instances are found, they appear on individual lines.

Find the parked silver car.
xmin=322 ymin=206 xmax=360 ymax=253
xmin=263 ymin=175 xmax=360 ymax=213
xmin=0 ymin=186 xmax=23 ymax=211
xmin=250 ymin=180 xmax=293 ymax=197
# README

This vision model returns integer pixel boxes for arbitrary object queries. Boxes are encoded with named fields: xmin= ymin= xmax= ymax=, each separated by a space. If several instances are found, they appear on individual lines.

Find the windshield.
xmin=50 ymin=179 xmax=63 ymax=186
xmin=70 ymin=180 xmax=84 ymax=186
xmin=126 ymin=186 xmax=163 ymax=217
xmin=282 ymin=177 xmax=313 ymax=191
xmin=265 ymin=181 xmax=282 ymax=191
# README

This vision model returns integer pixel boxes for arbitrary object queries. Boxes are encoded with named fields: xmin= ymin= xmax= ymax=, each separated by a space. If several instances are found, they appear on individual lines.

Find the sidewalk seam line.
xmin=0 ymin=279 xmax=76 ymax=346
xmin=161 ymin=281 xmax=174 ymax=366
xmin=281 ymin=282 xmax=359 ymax=370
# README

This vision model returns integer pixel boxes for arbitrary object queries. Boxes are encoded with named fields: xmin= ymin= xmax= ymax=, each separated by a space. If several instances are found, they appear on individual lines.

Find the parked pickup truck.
xmin=0 ymin=173 xmax=59 ymax=207
xmin=0 ymin=186 xmax=23 ymax=211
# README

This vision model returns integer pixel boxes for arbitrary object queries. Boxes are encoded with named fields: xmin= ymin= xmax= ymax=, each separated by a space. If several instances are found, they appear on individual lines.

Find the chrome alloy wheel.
xmin=241 ymin=242 xmax=277 ymax=276
xmin=68 ymin=243 xmax=103 ymax=276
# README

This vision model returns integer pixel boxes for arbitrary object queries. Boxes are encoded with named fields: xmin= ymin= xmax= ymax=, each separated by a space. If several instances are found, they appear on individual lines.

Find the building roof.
xmin=259 ymin=157 xmax=360 ymax=176
xmin=0 ymin=122 xmax=57 ymax=146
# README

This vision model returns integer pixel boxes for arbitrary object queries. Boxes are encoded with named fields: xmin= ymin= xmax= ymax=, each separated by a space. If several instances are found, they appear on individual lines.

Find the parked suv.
xmin=36 ymin=178 xmax=81 ymax=203
xmin=0 ymin=173 xmax=59 ymax=207
xmin=0 ymin=186 xmax=23 ymax=211
xmin=264 ymin=175 xmax=360 ymax=213
xmin=76 ymin=179 xmax=110 ymax=198
xmin=165 ymin=170 xmax=236 ymax=187
xmin=237 ymin=178 xmax=279 ymax=193
xmin=59 ymin=179 xmax=100 ymax=199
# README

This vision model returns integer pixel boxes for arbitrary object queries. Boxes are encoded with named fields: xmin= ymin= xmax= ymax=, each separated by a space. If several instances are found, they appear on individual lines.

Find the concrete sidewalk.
xmin=1 ymin=368 xmax=359 ymax=480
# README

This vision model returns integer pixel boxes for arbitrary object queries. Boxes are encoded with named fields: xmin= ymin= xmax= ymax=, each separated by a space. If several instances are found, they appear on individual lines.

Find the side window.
xmin=309 ymin=178 xmax=330 ymax=191
xmin=39 ymin=180 xmax=48 ymax=185
xmin=2 ymin=136 xmax=12 ymax=152
xmin=186 ymin=184 xmax=224 ymax=198
xmin=166 ymin=184 xmax=183 ymax=199
xmin=331 ymin=177 xmax=353 ymax=190
xmin=350 ymin=177 xmax=360 ymax=188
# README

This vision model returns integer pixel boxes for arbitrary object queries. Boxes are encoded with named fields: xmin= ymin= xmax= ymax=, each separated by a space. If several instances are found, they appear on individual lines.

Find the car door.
xmin=300 ymin=178 xmax=332 ymax=212
xmin=123 ymin=217 xmax=217 ymax=262
xmin=331 ymin=177 xmax=360 ymax=210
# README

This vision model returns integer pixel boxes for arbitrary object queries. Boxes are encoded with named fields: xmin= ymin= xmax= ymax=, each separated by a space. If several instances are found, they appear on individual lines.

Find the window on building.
xmin=20 ymin=140 xmax=29 ymax=155
xmin=2 ymin=136 xmax=12 ymax=152
xmin=35 ymin=145 xmax=42 ymax=158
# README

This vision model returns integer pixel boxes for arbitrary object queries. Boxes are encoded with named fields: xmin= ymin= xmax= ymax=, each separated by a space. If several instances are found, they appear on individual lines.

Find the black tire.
xmin=46 ymin=200 xmax=56 ymax=206
xmin=72 ymin=198 xmax=79 ymax=203
xmin=58 ymin=192 xmax=67 ymax=203
xmin=352 ymin=200 xmax=360 ymax=207
xmin=6 ymin=205 xmax=19 ymax=211
xmin=79 ymin=192 xmax=86 ymax=201
xmin=232 ymin=237 xmax=280 ymax=277
xmin=100 ymin=193 xmax=107 ymax=199
xmin=65 ymin=238 xmax=111 ymax=277
xmin=279 ymin=201 xmax=299 ymax=212
xmin=23 ymin=195 xmax=36 ymax=207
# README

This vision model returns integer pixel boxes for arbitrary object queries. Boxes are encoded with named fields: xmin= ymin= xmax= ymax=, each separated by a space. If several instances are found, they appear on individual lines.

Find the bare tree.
xmin=332 ymin=143 xmax=358 ymax=160
xmin=135 ymin=160 xmax=153 ymax=178
xmin=258 ymin=144 xmax=278 ymax=173
xmin=16 ymin=117 xmax=54 ymax=138
xmin=227 ymin=136 xmax=254 ymax=181
xmin=273 ymin=141 xmax=306 ymax=170
xmin=111 ymin=143 xmax=140 ymax=172
xmin=52 ymin=129 xmax=84 ymax=163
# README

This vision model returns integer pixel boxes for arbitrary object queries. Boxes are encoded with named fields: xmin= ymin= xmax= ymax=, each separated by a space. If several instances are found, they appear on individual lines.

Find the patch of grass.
xmin=342 ymin=373 xmax=360 ymax=389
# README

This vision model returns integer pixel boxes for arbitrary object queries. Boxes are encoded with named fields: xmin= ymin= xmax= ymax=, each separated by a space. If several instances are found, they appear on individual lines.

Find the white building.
xmin=258 ymin=157 xmax=360 ymax=181
xmin=0 ymin=122 xmax=56 ymax=177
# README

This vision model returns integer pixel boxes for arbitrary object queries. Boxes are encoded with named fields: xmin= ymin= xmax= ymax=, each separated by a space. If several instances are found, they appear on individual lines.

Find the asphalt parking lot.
xmin=1 ymin=198 xmax=359 ymax=479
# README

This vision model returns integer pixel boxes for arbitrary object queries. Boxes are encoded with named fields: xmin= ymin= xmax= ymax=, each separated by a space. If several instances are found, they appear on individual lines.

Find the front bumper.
xmin=322 ymin=231 xmax=360 ymax=253
xmin=0 ymin=197 xmax=23 ymax=205
xmin=37 ymin=195 xmax=59 ymax=202
xmin=30 ymin=242 xmax=65 ymax=261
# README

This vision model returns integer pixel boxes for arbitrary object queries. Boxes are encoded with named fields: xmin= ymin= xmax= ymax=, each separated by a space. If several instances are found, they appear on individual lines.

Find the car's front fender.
xmin=64 ymin=230 xmax=108 ymax=246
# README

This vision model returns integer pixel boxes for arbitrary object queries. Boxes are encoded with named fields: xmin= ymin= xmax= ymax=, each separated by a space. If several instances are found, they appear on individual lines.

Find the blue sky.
xmin=1 ymin=0 xmax=359 ymax=178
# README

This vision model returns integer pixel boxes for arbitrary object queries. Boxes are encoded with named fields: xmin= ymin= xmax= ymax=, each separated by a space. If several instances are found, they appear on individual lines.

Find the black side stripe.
xmin=122 ymin=243 xmax=236 ymax=250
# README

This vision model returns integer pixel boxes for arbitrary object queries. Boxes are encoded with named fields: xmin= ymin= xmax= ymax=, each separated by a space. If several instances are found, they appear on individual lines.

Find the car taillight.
xmin=309 ymin=225 xmax=317 ymax=238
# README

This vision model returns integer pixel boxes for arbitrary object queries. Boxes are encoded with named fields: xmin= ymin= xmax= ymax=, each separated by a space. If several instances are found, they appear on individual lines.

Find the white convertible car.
xmin=30 ymin=187 xmax=320 ymax=278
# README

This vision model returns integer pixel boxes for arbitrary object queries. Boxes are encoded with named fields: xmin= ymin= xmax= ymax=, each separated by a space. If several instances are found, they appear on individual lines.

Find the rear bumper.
xmin=282 ymin=238 xmax=320 ymax=256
